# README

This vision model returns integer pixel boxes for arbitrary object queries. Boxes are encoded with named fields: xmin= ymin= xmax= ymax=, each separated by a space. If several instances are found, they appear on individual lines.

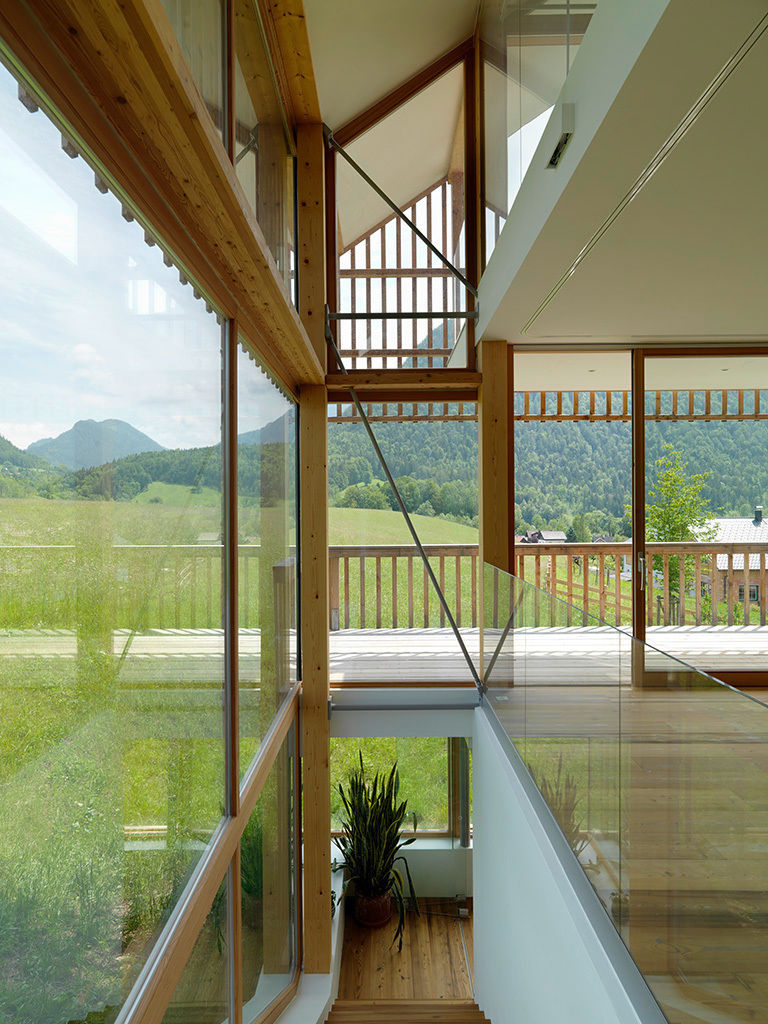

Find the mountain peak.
xmin=26 ymin=419 xmax=165 ymax=470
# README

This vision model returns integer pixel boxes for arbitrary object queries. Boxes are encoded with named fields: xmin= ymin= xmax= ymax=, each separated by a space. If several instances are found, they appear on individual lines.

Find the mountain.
xmin=237 ymin=408 xmax=296 ymax=447
xmin=27 ymin=419 xmax=164 ymax=470
xmin=0 ymin=434 xmax=50 ymax=471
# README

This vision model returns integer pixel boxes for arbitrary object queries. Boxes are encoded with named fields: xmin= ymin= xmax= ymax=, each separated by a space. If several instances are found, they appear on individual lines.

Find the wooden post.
xmin=632 ymin=350 xmax=647 ymax=686
xmin=297 ymin=123 xmax=326 ymax=370
xmin=479 ymin=339 xmax=512 ymax=573
xmin=299 ymin=384 xmax=331 ymax=973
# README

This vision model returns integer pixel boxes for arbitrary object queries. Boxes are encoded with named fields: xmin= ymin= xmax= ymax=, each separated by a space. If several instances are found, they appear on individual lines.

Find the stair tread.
xmin=327 ymin=998 xmax=490 ymax=1023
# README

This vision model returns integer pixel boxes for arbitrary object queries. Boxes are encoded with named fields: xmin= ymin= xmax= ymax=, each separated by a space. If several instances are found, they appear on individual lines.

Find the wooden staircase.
xmin=326 ymin=999 xmax=490 ymax=1022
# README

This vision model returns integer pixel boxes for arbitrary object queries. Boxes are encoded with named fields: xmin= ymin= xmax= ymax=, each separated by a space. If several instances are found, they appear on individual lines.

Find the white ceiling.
xmin=482 ymin=1 xmax=768 ymax=348
xmin=513 ymin=352 xmax=768 ymax=392
xmin=303 ymin=0 xmax=479 ymax=132
xmin=337 ymin=66 xmax=464 ymax=249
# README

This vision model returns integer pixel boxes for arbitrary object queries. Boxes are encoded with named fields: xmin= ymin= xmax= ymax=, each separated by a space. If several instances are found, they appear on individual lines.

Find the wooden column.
xmin=297 ymin=123 xmax=327 ymax=370
xmin=299 ymin=384 xmax=331 ymax=972
xmin=631 ymin=349 xmax=647 ymax=686
xmin=479 ymin=340 xmax=512 ymax=573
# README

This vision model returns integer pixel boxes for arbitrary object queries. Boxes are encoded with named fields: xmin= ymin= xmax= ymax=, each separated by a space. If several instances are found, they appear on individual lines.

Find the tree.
xmin=645 ymin=444 xmax=716 ymax=595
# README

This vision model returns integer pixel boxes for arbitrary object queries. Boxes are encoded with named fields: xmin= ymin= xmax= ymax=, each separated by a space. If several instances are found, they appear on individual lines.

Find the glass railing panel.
xmin=484 ymin=562 xmax=768 ymax=1023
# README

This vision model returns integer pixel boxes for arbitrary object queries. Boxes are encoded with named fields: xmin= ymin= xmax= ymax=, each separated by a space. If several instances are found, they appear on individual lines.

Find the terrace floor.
xmin=2 ymin=625 xmax=768 ymax=685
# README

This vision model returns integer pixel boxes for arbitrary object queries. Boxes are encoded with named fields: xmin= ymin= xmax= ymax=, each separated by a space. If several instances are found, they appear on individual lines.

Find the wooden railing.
xmin=328 ymin=544 xmax=479 ymax=631
xmin=514 ymin=541 xmax=768 ymax=628
xmin=3 ymin=540 xmax=767 ymax=633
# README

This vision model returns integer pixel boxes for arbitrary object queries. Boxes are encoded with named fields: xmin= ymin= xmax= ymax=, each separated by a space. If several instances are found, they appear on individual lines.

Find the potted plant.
xmin=335 ymin=754 xmax=419 ymax=950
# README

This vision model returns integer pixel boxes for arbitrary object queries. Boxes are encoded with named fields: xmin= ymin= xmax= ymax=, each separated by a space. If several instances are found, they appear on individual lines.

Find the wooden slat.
xmin=408 ymin=557 xmax=414 ymax=628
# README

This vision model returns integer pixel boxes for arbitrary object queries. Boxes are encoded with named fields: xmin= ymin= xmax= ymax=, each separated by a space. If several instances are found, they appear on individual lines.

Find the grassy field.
xmin=328 ymin=507 xmax=477 ymax=546
xmin=133 ymin=481 xmax=222 ymax=506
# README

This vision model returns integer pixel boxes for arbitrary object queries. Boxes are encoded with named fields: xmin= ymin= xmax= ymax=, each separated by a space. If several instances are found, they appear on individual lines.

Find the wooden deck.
xmin=1 ymin=624 xmax=768 ymax=685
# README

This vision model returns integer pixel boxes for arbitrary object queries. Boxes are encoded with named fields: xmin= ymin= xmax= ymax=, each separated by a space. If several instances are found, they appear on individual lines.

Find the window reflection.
xmin=0 ymin=60 xmax=225 ymax=1023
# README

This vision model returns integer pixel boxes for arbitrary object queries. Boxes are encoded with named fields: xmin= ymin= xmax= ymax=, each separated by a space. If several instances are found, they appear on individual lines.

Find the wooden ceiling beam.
xmin=0 ymin=0 xmax=323 ymax=391
xmin=261 ymin=0 xmax=321 ymax=124
xmin=326 ymin=369 xmax=481 ymax=395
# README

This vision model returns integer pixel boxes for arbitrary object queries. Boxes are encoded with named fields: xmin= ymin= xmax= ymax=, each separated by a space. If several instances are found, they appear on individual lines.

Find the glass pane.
xmin=335 ymin=65 xmax=466 ymax=370
xmin=0 ymin=63 xmax=225 ymax=1022
xmin=237 ymin=341 xmax=297 ymax=776
xmin=241 ymin=727 xmax=298 ymax=1022
xmin=327 ymin=412 xmax=479 ymax=684
xmin=234 ymin=1 xmax=296 ymax=300
xmin=159 ymin=0 xmax=225 ymax=140
xmin=331 ymin=737 xmax=450 ymax=831
xmin=514 ymin=351 xmax=632 ymax=629
xmin=161 ymin=874 xmax=231 ymax=1024
xmin=644 ymin=355 xmax=768 ymax=676
xmin=480 ymin=0 xmax=599 ymax=264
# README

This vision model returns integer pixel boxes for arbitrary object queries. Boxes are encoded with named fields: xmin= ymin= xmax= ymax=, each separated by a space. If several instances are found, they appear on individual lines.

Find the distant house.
xmin=520 ymin=529 xmax=567 ymax=544
xmin=708 ymin=507 xmax=768 ymax=602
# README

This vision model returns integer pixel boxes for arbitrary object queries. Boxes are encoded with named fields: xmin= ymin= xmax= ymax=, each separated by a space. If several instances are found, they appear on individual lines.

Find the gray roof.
xmin=711 ymin=518 xmax=768 ymax=571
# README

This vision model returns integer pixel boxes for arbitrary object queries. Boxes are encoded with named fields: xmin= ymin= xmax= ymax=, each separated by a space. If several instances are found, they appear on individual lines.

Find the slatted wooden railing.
xmin=3 ymin=541 xmax=767 ymax=632
xmin=328 ymin=544 xmax=479 ymax=631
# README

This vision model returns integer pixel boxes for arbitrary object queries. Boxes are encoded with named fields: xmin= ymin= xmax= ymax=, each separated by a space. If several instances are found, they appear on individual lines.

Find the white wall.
xmin=472 ymin=709 xmax=662 ymax=1024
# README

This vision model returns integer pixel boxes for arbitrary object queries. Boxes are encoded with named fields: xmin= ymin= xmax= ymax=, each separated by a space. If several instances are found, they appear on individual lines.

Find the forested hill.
xmin=4 ymin=411 xmax=768 ymax=537
xmin=329 ymin=416 xmax=768 ymax=534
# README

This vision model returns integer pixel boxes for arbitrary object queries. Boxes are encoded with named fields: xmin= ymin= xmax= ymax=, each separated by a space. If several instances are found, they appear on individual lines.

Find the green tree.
xmin=645 ymin=444 xmax=716 ymax=595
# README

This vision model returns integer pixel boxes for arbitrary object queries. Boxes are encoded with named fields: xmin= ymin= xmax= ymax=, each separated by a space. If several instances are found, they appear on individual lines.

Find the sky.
xmin=0 ymin=64 xmax=290 ymax=452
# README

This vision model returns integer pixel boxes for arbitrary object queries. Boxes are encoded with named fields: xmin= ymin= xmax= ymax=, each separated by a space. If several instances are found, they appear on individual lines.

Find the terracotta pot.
xmin=354 ymin=892 xmax=392 ymax=928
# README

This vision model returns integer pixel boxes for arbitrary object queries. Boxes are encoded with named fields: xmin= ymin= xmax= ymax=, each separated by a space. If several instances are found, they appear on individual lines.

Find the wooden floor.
xmin=493 ymin=685 xmax=768 ymax=1024
xmin=337 ymin=899 xmax=474 ymax=1002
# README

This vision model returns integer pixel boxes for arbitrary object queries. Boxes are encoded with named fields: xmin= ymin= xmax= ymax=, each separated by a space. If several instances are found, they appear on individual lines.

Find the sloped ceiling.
xmin=303 ymin=0 xmax=478 ymax=132
xmin=336 ymin=66 xmax=464 ymax=250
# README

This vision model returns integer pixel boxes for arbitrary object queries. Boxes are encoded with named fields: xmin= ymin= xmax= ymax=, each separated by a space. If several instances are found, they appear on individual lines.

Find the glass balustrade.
xmin=483 ymin=562 xmax=768 ymax=1024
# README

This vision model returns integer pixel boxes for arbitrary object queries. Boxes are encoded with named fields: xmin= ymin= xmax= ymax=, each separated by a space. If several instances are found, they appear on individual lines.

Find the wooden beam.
xmin=326 ymin=389 xmax=478 ymax=405
xmin=334 ymin=38 xmax=473 ymax=146
xmin=479 ymin=341 xmax=511 ymax=573
xmin=297 ymin=123 xmax=327 ymax=369
xmin=299 ymin=384 xmax=332 ymax=973
xmin=325 ymin=369 xmax=481 ymax=393
xmin=0 ymin=0 xmax=322 ymax=392
xmin=261 ymin=0 xmax=321 ymax=124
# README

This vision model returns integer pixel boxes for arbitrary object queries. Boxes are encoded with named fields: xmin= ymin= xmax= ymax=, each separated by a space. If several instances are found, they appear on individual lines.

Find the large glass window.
xmin=238 ymin=342 xmax=297 ymax=775
xmin=331 ymin=737 xmax=452 ymax=833
xmin=513 ymin=351 xmax=631 ymax=629
xmin=327 ymin=411 xmax=479 ymax=684
xmin=234 ymin=1 xmax=296 ymax=301
xmin=241 ymin=727 xmax=299 ymax=1023
xmin=0 ymin=59 xmax=226 ymax=1022
xmin=644 ymin=355 xmax=768 ymax=677
xmin=159 ymin=0 xmax=226 ymax=140
xmin=161 ymin=874 xmax=232 ymax=1024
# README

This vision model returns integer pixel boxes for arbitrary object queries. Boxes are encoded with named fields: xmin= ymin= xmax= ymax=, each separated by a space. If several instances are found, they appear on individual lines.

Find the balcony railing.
xmin=3 ymin=541 xmax=767 ymax=633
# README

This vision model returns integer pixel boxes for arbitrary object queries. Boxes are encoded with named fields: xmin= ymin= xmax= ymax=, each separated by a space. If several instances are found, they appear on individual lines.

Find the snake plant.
xmin=336 ymin=753 xmax=419 ymax=950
